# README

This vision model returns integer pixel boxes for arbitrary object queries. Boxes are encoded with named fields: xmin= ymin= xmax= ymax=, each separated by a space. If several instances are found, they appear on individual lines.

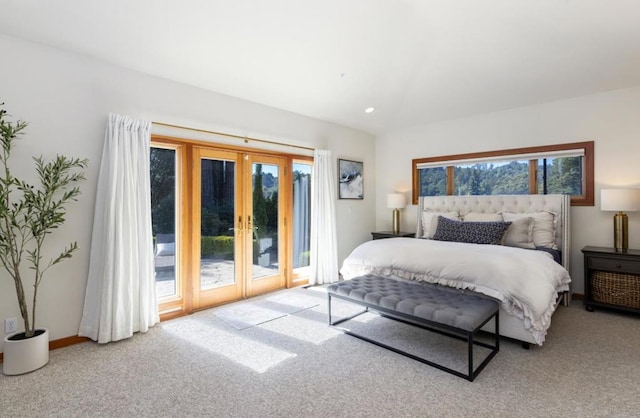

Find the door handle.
xmin=228 ymin=216 xmax=244 ymax=233
xmin=247 ymin=215 xmax=259 ymax=231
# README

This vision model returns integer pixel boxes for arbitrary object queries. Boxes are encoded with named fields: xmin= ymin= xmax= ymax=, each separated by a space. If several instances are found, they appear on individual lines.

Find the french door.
xmin=192 ymin=148 xmax=286 ymax=309
xmin=151 ymin=138 xmax=312 ymax=317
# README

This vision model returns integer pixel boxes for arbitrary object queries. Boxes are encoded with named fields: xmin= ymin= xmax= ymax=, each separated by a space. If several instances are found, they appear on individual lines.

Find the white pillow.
xmin=156 ymin=242 xmax=175 ymax=257
xmin=462 ymin=212 xmax=503 ymax=222
xmin=501 ymin=211 xmax=557 ymax=249
xmin=421 ymin=211 xmax=459 ymax=238
xmin=502 ymin=217 xmax=535 ymax=249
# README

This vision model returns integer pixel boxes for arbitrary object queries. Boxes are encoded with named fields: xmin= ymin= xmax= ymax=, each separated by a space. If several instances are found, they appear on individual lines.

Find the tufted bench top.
xmin=328 ymin=274 xmax=499 ymax=332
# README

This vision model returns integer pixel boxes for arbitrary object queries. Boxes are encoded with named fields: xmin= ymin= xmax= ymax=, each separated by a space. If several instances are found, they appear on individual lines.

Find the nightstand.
xmin=371 ymin=231 xmax=416 ymax=240
xmin=582 ymin=246 xmax=640 ymax=314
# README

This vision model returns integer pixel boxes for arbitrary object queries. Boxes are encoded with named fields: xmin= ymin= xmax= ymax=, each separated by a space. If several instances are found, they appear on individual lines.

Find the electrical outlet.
xmin=5 ymin=317 xmax=18 ymax=334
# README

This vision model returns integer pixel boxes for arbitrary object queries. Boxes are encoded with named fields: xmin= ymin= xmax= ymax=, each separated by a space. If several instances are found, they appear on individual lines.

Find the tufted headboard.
xmin=417 ymin=194 xmax=571 ymax=271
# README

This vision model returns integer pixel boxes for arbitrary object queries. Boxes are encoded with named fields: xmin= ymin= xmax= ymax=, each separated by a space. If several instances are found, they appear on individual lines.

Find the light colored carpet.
xmin=1 ymin=286 xmax=639 ymax=417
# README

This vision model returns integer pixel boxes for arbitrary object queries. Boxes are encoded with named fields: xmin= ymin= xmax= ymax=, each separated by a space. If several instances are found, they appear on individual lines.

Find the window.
xmin=412 ymin=141 xmax=594 ymax=206
xmin=454 ymin=160 xmax=530 ymax=196
xmin=537 ymin=156 xmax=583 ymax=195
xmin=418 ymin=167 xmax=447 ymax=196
xmin=291 ymin=160 xmax=312 ymax=279
xmin=150 ymin=145 xmax=179 ymax=300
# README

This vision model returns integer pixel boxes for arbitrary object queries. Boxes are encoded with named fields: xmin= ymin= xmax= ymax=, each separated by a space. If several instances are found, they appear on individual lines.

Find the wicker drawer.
xmin=592 ymin=271 xmax=640 ymax=309
xmin=583 ymin=246 xmax=640 ymax=314
xmin=588 ymin=257 xmax=640 ymax=275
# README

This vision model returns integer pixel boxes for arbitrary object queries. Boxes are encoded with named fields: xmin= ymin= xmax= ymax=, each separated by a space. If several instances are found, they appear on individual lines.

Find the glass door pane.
xmin=200 ymin=157 xmax=236 ymax=290
xmin=245 ymin=155 xmax=286 ymax=296
xmin=191 ymin=149 xmax=286 ymax=308
xmin=150 ymin=146 xmax=178 ymax=299
xmin=251 ymin=162 xmax=279 ymax=280
xmin=193 ymin=148 xmax=243 ymax=309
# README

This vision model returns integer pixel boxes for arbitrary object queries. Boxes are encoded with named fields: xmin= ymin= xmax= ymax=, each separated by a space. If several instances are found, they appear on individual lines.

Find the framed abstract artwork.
xmin=338 ymin=159 xmax=363 ymax=199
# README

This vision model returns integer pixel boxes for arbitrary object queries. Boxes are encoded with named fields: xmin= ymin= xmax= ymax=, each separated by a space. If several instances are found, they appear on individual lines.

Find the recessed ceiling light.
xmin=365 ymin=107 xmax=375 ymax=113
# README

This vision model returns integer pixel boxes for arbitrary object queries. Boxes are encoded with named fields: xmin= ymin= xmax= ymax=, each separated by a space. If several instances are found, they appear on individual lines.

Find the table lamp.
xmin=601 ymin=189 xmax=640 ymax=251
xmin=386 ymin=193 xmax=406 ymax=234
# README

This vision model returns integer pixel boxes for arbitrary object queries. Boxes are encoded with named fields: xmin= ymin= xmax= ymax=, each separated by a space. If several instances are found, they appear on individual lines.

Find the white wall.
xmin=0 ymin=34 xmax=375 ymax=352
xmin=375 ymin=86 xmax=640 ymax=295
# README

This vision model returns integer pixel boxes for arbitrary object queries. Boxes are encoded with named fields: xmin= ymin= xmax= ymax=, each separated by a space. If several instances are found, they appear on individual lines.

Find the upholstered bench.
xmin=327 ymin=274 xmax=499 ymax=381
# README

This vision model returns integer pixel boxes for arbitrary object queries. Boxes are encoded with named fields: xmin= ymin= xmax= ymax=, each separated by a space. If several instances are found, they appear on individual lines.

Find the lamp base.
xmin=392 ymin=209 xmax=400 ymax=235
xmin=613 ymin=212 xmax=628 ymax=252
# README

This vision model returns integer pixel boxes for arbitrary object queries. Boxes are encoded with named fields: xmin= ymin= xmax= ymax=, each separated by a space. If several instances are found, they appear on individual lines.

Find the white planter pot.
xmin=3 ymin=329 xmax=49 ymax=375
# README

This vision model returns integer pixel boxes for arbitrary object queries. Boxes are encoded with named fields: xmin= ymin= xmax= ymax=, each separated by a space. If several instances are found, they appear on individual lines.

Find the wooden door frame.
xmin=244 ymin=154 xmax=288 ymax=297
xmin=192 ymin=147 xmax=244 ymax=309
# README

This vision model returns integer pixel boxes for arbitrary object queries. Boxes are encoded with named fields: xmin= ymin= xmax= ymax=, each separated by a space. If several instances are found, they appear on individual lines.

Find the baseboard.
xmin=0 ymin=334 xmax=91 ymax=364
xmin=49 ymin=335 xmax=91 ymax=350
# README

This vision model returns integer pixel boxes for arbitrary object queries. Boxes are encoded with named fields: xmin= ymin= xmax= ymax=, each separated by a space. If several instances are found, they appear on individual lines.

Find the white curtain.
xmin=78 ymin=114 xmax=158 ymax=343
xmin=309 ymin=150 xmax=339 ymax=285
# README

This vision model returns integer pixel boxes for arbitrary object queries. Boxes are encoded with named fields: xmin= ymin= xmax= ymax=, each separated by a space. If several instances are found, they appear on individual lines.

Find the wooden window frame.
xmin=412 ymin=141 xmax=594 ymax=206
xmin=289 ymin=157 xmax=313 ymax=286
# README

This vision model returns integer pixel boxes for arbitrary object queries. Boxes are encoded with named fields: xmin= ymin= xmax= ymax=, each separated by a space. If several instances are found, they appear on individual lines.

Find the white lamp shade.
xmin=601 ymin=189 xmax=640 ymax=212
xmin=386 ymin=193 xmax=406 ymax=209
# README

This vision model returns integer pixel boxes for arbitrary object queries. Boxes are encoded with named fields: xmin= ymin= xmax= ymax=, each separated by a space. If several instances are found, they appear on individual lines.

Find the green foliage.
xmin=150 ymin=148 xmax=176 ymax=235
xmin=539 ymin=157 xmax=582 ymax=195
xmin=265 ymin=191 xmax=278 ymax=232
xmin=420 ymin=158 xmax=582 ymax=197
xmin=453 ymin=162 xmax=529 ymax=195
xmin=252 ymin=164 xmax=268 ymax=233
xmin=0 ymin=105 xmax=87 ymax=338
xmin=252 ymin=164 xmax=280 ymax=237
xmin=419 ymin=167 xmax=447 ymax=196
xmin=201 ymin=206 xmax=234 ymax=236
xmin=201 ymin=235 xmax=234 ymax=259
xmin=153 ymin=194 xmax=176 ymax=235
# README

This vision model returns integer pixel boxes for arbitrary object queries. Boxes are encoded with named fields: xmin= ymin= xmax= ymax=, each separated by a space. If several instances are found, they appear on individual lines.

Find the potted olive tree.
xmin=0 ymin=105 xmax=87 ymax=375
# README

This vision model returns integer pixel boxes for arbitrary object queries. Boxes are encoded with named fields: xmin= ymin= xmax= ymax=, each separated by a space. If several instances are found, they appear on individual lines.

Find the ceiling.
xmin=2 ymin=0 xmax=640 ymax=135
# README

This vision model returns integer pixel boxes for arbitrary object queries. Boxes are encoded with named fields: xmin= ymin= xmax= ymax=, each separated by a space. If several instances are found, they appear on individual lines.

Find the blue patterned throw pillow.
xmin=432 ymin=216 xmax=512 ymax=245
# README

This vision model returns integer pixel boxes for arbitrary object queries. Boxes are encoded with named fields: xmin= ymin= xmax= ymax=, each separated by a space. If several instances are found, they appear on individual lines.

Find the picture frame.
xmin=338 ymin=159 xmax=364 ymax=199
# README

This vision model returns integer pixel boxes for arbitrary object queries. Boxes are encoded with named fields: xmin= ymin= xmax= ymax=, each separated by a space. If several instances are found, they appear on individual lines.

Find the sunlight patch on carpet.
xmin=162 ymin=319 xmax=296 ymax=373
xmin=214 ymin=292 xmax=320 ymax=330
xmin=259 ymin=314 xmax=341 ymax=345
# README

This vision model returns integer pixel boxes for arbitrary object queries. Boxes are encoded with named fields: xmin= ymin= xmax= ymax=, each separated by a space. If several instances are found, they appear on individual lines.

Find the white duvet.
xmin=339 ymin=238 xmax=571 ymax=345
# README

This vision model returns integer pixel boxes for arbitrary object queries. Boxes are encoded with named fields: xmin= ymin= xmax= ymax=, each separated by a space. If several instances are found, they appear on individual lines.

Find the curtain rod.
xmin=152 ymin=121 xmax=315 ymax=152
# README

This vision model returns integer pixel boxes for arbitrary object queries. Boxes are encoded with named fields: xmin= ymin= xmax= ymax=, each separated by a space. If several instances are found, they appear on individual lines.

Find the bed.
xmin=339 ymin=194 xmax=572 ymax=346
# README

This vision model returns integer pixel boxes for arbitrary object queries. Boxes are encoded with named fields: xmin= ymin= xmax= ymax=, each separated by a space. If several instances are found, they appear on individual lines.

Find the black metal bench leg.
xmin=495 ymin=312 xmax=500 ymax=351
xmin=468 ymin=334 xmax=473 ymax=381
